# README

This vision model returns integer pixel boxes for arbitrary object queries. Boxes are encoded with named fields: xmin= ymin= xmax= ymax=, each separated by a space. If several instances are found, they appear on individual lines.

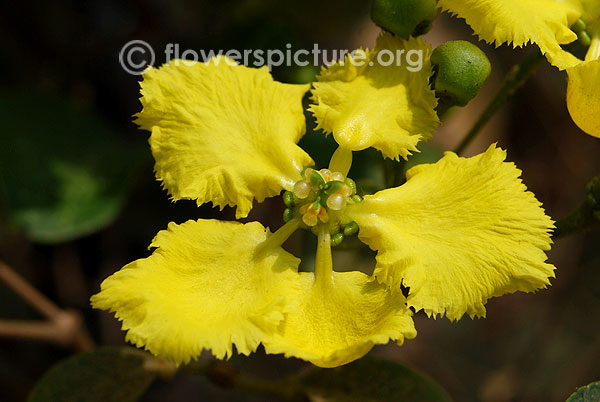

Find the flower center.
xmin=282 ymin=168 xmax=362 ymax=246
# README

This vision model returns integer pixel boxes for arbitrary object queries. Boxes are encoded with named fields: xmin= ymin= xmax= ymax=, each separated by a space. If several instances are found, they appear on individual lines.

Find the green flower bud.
xmin=371 ymin=0 xmax=437 ymax=39
xmin=578 ymin=30 xmax=591 ymax=48
xmin=283 ymin=208 xmax=295 ymax=222
xmin=344 ymin=178 xmax=357 ymax=194
xmin=282 ymin=191 xmax=295 ymax=207
xmin=331 ymin=232 xmax=345 ymax=247
xmin=343 ymin=221 xmax=359 ymax=236
xmin=431 ymin=41 xmax=492 ymax=107
xmin=572 ymin=18 xmax=587 ymax=34
xmin=351 ymin=195 xmax=363 ymax=203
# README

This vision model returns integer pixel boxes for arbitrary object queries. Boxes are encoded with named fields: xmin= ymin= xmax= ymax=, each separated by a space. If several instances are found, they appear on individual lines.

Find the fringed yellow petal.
xmin=136 ymin=57 xmax=314 ymax=218
xmin=345 ymin=145 xmax=555 ymax=321
xmin=309 ymin=33 xmax=439 ymax=160
xmin=91 ymin=219 xmax=300 ymax=365
xmin=567 ymin=59 xmax=600 ymax=137
xmin=263 ymin=271 xmax=416 ymax=368
xmin=439 ymin=0 xmax=582 ymax=70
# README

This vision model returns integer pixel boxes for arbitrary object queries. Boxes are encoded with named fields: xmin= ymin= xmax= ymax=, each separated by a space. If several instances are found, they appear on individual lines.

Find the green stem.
xmin=454 ymin=50 xmax=545 ymax=155
xmin=553 ymin=176 xmax=600 ymax=238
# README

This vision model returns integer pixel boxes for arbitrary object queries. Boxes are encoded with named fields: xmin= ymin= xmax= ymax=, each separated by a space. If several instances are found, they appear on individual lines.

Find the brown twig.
xmin=0 ymin=260 xmax=95 ymax=351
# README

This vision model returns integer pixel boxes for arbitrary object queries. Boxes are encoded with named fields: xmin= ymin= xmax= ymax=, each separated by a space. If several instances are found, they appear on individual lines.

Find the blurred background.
xmin=1 ymin=1 xmax=599 ymax=401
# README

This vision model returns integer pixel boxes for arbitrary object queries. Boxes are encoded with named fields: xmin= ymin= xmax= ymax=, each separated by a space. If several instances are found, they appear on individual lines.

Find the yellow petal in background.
xmin=580 ymin=0 xmax=600 ymax=36
xmin=91 ymin=219 xmax=301 ymax=365
xmin=136 ymin=58 xmax=314 ymax=218
xmin=439 ymin=0 xmax=582 ymax=70
xmin=309 ymin=33 xmax=439 ymax=161
xmin=567 ymin=59 xmax=600 ymax=137
xmin=346 ymin=145 xmax=555 ymax=321
xmin=264 ymin=271 xmax=416 ymax=368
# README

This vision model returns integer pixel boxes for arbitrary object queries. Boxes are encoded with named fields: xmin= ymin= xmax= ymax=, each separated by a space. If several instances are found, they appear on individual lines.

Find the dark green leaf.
xmin=27 ymin=347 xmax=170 ymax=402
xmin=566 ymin=380 xmax=600 ymax=402
xmin=0 ymin=92 xmax=145 ymax=243
xmin=300 ymin=356 xmax=453 ymax=402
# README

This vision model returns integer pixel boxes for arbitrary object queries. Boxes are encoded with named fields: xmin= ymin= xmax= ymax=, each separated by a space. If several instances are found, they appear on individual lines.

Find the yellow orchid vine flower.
xmin=92 ymin=32 xmax=555 ymax=368
xmin=438 ymin=0 xmax=600 ymax=137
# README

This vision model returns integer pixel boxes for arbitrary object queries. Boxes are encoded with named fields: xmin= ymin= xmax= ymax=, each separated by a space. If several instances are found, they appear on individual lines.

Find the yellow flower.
xmin=309 ymin=34 xmax=440 ymax=160
xmin=438 ymin=0 xmax=600 ymax=137
xmin=92 ymin=33 xmax=555 ymax=368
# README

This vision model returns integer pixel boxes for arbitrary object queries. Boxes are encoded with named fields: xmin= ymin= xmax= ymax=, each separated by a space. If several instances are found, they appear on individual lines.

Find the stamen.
xmin=302 ymin=207 xmax=319 ymax=227
xmin=318 ymin=208 xmax=329 ymax=223
xmin=293 ymin=181 xmax=311 ymax=199
xmin=327 ymin=193 xmax=346 ymax=210
xmin=331 ymin=172 xmax=345 ymax=182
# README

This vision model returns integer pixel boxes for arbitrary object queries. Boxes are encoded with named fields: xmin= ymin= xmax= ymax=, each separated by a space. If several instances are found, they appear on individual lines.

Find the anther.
xmin=326 ymin=193 xmax=346 ymax=210
xmin=302 ymin=208 xmax=318 ymax=227
xmin=331 ymin=172 xmax=344 ymax=181
xmin=344 ymin=178 xmax=357 ymax=194
xmin=293 ymin=181 xmax=311 ymax=199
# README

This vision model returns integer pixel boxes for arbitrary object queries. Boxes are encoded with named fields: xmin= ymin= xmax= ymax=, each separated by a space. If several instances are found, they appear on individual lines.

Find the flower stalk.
xmin=554 ymin=176 xmax=600 ymax=238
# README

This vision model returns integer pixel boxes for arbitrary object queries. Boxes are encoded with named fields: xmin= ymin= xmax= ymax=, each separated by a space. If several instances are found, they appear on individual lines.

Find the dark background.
xmin=1 ymin=1 xmax=599 ymax=401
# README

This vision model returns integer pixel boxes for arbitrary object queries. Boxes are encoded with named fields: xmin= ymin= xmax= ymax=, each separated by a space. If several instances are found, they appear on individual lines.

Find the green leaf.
xmin=566 ymin=380 xmax=600 ymax=402
xmin=0 ymin=92 xmax=145 ymax=243
xmin=300 ymin=356 xmax=453 ymax=402
xmin=27 ymin=347 xmax=173 ymax=402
